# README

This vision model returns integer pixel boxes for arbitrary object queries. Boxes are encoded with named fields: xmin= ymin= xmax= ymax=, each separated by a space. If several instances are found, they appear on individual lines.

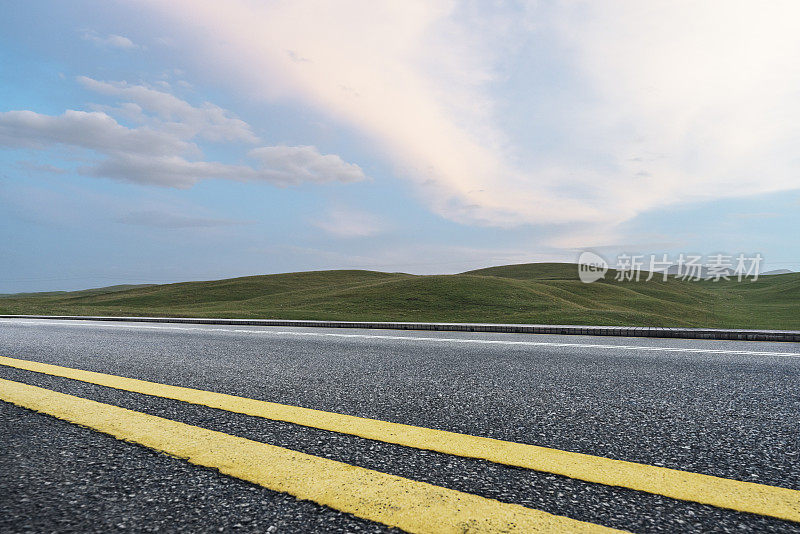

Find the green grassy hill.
xmin=1 ymin=263 xmax=797 ymax=329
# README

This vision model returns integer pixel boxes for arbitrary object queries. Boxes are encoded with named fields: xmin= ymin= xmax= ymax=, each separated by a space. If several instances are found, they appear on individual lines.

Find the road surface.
xmin=1 ymin=317 xmax=799 ymax=533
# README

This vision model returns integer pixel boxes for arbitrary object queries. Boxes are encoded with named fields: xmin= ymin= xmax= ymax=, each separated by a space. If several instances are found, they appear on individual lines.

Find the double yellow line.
xmin=1 ymin=356 xmax=798 ymax=533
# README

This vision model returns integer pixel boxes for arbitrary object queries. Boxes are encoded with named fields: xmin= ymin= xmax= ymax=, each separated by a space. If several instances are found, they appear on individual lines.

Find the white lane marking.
xmin=1 ymin=319 xmax=799 ymax=358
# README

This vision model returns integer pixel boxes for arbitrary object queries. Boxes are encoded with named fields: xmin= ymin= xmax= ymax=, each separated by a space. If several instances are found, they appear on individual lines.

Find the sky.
xmin=1 ymin=1 xmax=799 ymax=292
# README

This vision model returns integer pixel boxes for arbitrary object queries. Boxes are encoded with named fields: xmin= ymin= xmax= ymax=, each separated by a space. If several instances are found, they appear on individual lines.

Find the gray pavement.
xmin=1 ymin=318 xmax=799 ymax=533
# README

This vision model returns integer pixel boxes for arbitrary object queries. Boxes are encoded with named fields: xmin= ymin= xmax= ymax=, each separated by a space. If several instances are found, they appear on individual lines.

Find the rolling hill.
xmin=0 ymin=263 xmax=797 ymax=329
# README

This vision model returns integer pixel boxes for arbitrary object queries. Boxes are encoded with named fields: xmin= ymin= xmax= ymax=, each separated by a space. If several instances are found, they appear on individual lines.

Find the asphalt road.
xmin=1 ymin=318 xmax=799 ymax=533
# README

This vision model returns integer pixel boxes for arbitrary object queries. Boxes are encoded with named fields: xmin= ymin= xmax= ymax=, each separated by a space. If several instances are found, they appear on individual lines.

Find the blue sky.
xmin=2 ymin=1 xmax=799 ymax=292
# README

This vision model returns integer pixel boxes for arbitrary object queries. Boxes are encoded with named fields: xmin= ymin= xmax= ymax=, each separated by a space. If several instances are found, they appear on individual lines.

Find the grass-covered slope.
xmin=1 ymin=264 xmax=797 ymax=329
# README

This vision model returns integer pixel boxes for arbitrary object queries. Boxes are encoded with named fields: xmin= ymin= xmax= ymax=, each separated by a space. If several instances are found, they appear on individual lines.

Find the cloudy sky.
xmin=2 ymin=1 xmax=799 ymax=292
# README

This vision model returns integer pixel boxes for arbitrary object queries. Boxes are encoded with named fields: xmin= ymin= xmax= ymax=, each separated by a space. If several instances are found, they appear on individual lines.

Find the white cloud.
xmin=249 ymin=146 xmax=365 ymax=185
xmin=129 ymin=0 xmax=611 ymax=227
xmin=82 ymin=31 xmax=139 ymax=49
xmin=132 ymin=1 xmax=544 ymax=223
xmin=0 ymin=108 xmax=364 ymax=188
xmin=547 ymin=1 xmax=800 ymax=211
xmin=83 ymin=150 xmax=364 ymax=188
xmin=78 ymin=76 xmax=258 ymax=143
xmin=0 ymin=110 xmax=190 ymax=156
xmin=132 ymin=0 xmax=800 ymax=238
xmin=312 ymin=207 xmax=386 ymax=238
xmin=0 ymin=77 xmax=362 ymax=187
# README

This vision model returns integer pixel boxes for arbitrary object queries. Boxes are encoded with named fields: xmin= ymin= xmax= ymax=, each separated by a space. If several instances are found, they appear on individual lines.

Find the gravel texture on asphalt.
xmin=0 ymin=401 xmax=396 ymax=534
xmin=2 ymin=319 xmax=800 ymax=533
xmin=2 ymin=366 xmax=799 ymax=534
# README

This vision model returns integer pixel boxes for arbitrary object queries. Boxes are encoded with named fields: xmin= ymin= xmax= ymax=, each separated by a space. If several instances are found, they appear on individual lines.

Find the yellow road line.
xmin=1 ymin=356 xmax=799 ymax=523
xmin=0 ymin=378 xmax=623 ymax=534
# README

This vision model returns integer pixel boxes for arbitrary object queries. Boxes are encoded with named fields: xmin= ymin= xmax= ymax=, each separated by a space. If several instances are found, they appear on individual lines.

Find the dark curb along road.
xmin=1 ymin=315 xmax=799 ymax=342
